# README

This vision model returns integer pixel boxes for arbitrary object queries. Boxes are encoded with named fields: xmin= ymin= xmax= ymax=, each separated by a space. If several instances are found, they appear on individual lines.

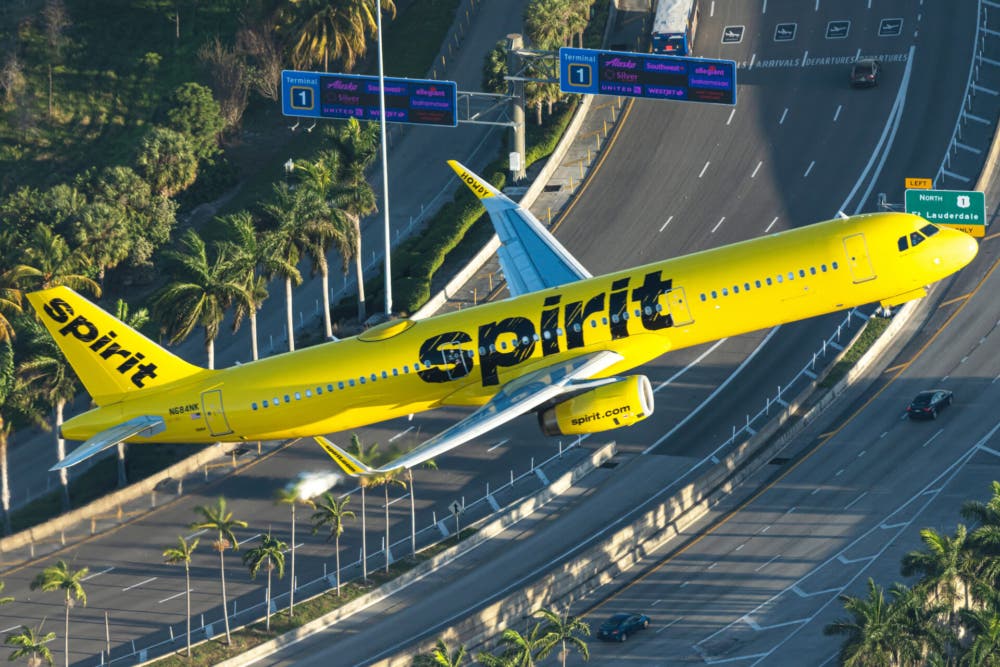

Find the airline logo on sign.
xmin=905 ymin=189 xmax=987 ymax=238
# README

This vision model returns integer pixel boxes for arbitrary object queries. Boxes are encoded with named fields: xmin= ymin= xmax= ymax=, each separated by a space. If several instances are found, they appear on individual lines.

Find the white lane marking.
xmin=867 ymin=0 xmax=872 ymax=8
xmin=835 ymin=469 xmax=844 ymax=476
xmin=760 ymin=525 xmax=770 ymax=533
xmin=185 ymin=529 xmax=207 ymax=540
xmin=880 ymin=431 xmax=888 ymax=439
xmin=650 ymin=599 xmax=661 ymax=606
xmin=815 ymin=0 xmax=819 ymax=9
xmin=711 ymin=217 xmax=726 ymax=233
xmin=857 ymin=450 xmax=866 ymax=458
xmin=727 ymin=108 xmax=736 ymax=125
xmin=1 ymin=625 xmax=22 ymax=633
xmin=82 ymin=566 xmax=114 ymax=581
xmin=735 ymin=543 xmax=745 ymax=551
xmin=762 ymin=0 xmax=767 ymax=14
xmin=659 ymin=215 xmax=674 ymax=232
xmin=710 ymin=1 xmax=715 ymax=16
xmin=487 ymin=438 xmax=509 ymax=452
xmin=993 ymin=374 xmax=1000 ymax=384
xmin=810 ymin=488 xmax=820 ymax=495
xmin=755 ymin=554 xmax=780 ymax=572
xmin=657 ymin=617 xmax=682 ymax=633
xmin=244 ymin=533 xmax=262 ymax=544
xmin=708 ymin=562 xmax=718 ymax=570
xmin=803 ymin=161 xmax=815 ymax=177
xmin=845 ymin=492 xmax=867 ymax=510
xmin=922 ymin=429 xmax=943 ymax=448
xmin=699 ymin=161 xmax=711 ymax=178
xmin=751 ymin=160 xmax=763 ymax=178
xmin=749 ymin=52 xmax=756 ymax=69
xmin=158 ymin=589 xmax=192 ymax=604
xmin=388 ymin=426 xmax=414 ymax=442
xmin=785 ymin=507 xmax=796 ymax=514
xmin=833 ymin=104 xmax=842 ymax=121
xmin=779 ymin=108 xmax=788 ymax=124
xmin=802 ymin=50 xmax=809 ymax=67
xmin=855 ymin=48 xmax=862 ymax=60
xmin=123 ymin=577 xmax=157 ymax=592
xmin=646 ymin=328 xmax=779 ymax=453
xmin=765 ymin=216 xmax=779 ymax=233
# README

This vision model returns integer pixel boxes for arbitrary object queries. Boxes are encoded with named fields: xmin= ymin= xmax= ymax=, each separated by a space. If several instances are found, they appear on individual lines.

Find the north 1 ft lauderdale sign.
xmin=559 ymin=47 xmax=736 ymax=106
xmin=282 ymin=69 xmax=457 ymax=127
xmin=905 ymin=189 xmax=987 ymax=238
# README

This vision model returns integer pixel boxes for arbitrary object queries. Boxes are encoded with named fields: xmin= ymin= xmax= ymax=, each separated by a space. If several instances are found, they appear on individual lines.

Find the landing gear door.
xmin=200 ymin=389 xmax=233 ymax=437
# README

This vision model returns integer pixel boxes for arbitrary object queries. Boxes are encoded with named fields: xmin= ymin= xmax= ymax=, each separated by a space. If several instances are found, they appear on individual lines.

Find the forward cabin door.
xmin=200 ymin=389 xmax=233 ymax=437
xmin=843 ymin=233 xmax=876 ymax=283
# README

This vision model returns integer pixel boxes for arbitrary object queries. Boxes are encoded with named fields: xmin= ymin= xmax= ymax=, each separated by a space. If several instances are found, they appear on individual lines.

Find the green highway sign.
xmin=904 ymin=188 xmax=986 ymax=238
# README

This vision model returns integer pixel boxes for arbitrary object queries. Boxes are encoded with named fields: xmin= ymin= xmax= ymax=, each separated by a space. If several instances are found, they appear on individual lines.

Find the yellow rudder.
xmin=26 ymin=286 xmax=206 ymax=405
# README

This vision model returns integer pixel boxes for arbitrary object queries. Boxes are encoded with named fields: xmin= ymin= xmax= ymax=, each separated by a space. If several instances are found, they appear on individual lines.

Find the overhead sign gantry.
xmin=558 ymin=47 xmax=736 ymax=106
xmin=281 ymin=69 xmax=458 ymax=127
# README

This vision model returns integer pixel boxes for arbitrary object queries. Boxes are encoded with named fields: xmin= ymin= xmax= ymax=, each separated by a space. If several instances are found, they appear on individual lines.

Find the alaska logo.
xmin=41 ymin=297 xmax=159 ymax=388
xmin=417 ymin=270 xmax=676 ymax=386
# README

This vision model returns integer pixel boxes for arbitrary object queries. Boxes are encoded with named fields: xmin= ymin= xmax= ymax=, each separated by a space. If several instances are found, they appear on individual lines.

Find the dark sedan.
xmin=850 ymin=58 xmax=880 ymax=87
xmin=597 ymin=612 xmax=650 ymax=642
xmin=906 ymin=389 xmax=953 ymax=420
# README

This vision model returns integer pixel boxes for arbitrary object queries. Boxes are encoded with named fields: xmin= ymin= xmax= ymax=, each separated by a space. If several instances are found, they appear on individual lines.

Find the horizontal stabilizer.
xmin=52 ymin=415 xmax=165 ymax=471
xmin=448 ymin=160 xmax=591 ymax=297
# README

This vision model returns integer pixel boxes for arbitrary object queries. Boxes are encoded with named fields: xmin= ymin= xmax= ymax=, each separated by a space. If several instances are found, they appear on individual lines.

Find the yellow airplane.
xmin=27 ymin=161 xmax=978 ymax=475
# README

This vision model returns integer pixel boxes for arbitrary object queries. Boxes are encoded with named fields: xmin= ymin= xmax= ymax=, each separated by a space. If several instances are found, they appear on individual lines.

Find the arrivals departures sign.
xmin=559 ymin=47 xmax=737 ymax=106
xmin=281 ymin=69 xmax=458 ymax=127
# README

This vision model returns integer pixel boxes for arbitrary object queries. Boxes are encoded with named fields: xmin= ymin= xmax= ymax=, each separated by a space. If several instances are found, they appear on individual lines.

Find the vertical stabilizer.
xmin=26 ymin=287 xmax=206 ymax=405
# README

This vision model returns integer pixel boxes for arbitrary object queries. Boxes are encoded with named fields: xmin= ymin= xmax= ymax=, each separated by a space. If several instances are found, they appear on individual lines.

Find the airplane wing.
xmin=52 ymin=415 xmax=166 ymax=471
xmin=448 ymin=160 xmax=591 ymax=297
xmin=315 ymin=349 xmax=623 ymax=475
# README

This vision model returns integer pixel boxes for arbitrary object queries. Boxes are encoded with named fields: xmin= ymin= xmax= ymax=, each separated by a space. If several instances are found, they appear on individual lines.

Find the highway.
xmin=2 ymin=1 xmax=995 ymax=665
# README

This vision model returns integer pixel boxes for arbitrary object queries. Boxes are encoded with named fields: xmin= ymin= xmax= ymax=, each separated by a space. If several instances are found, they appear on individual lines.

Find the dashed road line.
xmin=123 ymin=577 xmax=157 ymax=592
xmin=779 ymin=108 xmax=788 ymax=124
xmin=659 ymin=215 xmax=674 ymax=232
xmin=751 ymin=160 xmax=763 ymax=178
xmin=699 ymin=161 xmax=711 ymax=178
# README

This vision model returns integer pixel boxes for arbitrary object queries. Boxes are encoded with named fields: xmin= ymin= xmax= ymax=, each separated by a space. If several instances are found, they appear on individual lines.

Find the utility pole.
xmin=507 ymin=34 xmax=527 ymax=182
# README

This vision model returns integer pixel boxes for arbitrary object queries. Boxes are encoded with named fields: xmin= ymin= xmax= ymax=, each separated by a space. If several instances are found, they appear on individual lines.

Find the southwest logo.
xmin=41 ymin=298 xmax=159 ymax=388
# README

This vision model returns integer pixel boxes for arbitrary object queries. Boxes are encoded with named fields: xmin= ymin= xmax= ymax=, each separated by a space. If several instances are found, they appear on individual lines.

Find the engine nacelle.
xmin=538 ymin=375 xmax=654 ymax=436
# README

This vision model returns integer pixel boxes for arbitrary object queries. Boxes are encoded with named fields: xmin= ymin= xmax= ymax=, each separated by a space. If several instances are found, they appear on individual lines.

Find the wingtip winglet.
xmin=448 ymin=160 xmax=498 ymax=200
xmin=314 ymin=436 xmax=372 ymax=477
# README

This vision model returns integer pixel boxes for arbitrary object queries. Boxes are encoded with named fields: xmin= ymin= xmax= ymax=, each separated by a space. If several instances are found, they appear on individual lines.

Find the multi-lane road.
xmin=3 ymin=1 xmax=997 ymax=665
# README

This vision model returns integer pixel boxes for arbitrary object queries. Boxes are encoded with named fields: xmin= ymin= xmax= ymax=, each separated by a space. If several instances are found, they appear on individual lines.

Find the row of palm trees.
xmin=825 ymin=480 xmax=1000 ymax=665
xmin=413 ymin=608 xmax=591 ymax=667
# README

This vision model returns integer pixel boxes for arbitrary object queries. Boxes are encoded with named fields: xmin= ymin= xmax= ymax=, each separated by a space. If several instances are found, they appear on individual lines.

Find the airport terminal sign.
xmin=905 ymin=189 xmax=986 ymax=237
xmin=559 ymin=47 xmax=736 ymax=106
xmin=281 ymin=69 xmax=457 ymax=127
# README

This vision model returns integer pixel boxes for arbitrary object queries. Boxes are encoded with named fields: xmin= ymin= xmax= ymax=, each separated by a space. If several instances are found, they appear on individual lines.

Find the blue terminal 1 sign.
xmin=559 ymin=47 xmax=736 ymax=106
xmin=281 ymin=69 xmax=458 ymax=127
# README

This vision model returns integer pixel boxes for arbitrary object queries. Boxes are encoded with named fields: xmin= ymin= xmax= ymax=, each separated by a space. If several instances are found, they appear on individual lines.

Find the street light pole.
xmin=376 ymin=2 xmax=393 ymax=317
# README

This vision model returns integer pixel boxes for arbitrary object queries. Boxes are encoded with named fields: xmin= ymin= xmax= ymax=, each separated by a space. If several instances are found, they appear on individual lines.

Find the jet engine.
xmin=538 ymin=375 xmax=654 ymax=436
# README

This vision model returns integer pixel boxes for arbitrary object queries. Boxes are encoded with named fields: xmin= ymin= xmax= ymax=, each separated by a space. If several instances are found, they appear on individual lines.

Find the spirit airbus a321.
xmin=28 ymin=161 xmax=978 ymax=476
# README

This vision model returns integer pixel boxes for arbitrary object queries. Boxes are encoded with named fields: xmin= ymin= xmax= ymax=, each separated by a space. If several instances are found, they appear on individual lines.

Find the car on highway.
xmin=850 ymin=58 xmax=880 ymax=87
xmin=597 ymin=612 xmax=650 ymax=642
xmin=906 ymin=389 xmax=953 ymax=420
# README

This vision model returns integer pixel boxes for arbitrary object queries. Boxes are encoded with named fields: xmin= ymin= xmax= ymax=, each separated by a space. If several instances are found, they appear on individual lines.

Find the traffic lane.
xmin=260 ymin=453 xmax=703 ymax=667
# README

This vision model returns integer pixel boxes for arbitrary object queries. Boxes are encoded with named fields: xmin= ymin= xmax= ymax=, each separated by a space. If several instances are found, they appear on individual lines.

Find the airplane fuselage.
xmin=57 ymin=211 xmax=976 ymax=446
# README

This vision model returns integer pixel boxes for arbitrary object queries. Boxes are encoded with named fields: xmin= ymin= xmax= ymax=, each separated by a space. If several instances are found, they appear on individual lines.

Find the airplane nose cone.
xmin=961 ymin=233 xmax=979 ymax=266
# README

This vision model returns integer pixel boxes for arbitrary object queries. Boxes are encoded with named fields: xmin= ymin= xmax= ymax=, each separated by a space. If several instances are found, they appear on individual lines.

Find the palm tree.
xmin=371 ymin=468 xmax=406 ymax=572
xmin=824 ymin=577 xmax=916 ymax=667
xmin=477 ymin=625 xmax=547 ymax=667
xmin=348 ymin=434 xmax=380 ymax=581
xmin=17 ymin=224 xmax=100 ymax=297
xmin=959 ymin=588 xmax=1000 ymax=667
xmin=162 ymin=536 xmax=198 ymax=658
xmin=215 ymin=211 xmax=277 ymax=361
xmin=0 ymin=581 xmax=12 ymax=605
xmin=295 ymin=152 xmax=355 ymax=340
xmin=310 ymin=492 xmax=355 ymax=596
xmin=274 ymin=485 xmax=314 ymax=616
xmin=4 ymin=624 xmax=56 ymax=667
xmin=153 ymin=228 xmax=249 ymax=369
xmin=260 ymin=183 xmax=324 ymax=352
xmin=288 ymin=0 xmax=396 ymax=72
xmin=533 ymin=608 xmax=590 ymax=667
xmin=963 ymin=481 xmax=1000 ymax=553
xmin=413 ymin=638 xmax=468 ymax=667
xmin=902 ymin=524 xmax=977 ymax=612
xmin=0 ymin=266 xmax=27 ymax=343
xmin=30 ymin=560 xmax=88 ymax=667
xmin=331 ymin=120 xmax=379 ymax=321
xmin=0 ymin=342 xmax=21 ymax=534
xmin=190 ymin=497 xmax=248 ymax=646
xmin=242 ymin=532 xmax=286 ymax=632
xmin=18 ymin=319 xmax=77 ymax=510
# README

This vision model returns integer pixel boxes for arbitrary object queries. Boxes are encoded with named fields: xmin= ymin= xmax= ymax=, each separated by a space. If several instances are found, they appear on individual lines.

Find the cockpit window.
xmin=898 ymin=236 xmax=908 ymax=251
xmin=910 ymin=231 xmax=925 ymax=248
xmin=920 ymin=223 xmax=939 ymax=237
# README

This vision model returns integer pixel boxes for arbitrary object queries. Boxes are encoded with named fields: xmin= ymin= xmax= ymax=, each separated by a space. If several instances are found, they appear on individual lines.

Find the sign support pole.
xmin=377 ymin=3 xmax=392 ymax=317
